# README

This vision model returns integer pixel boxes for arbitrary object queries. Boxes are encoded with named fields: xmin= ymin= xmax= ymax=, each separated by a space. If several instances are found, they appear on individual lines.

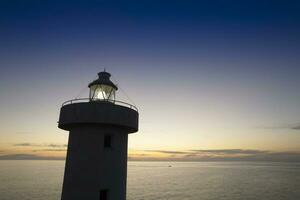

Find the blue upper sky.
xmin=0 ymin=0 xmax=300 ymax=160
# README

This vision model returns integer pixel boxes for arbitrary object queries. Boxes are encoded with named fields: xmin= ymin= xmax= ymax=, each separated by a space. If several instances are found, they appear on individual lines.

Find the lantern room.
xmin=88 ymin=71 xmax=118 ymax=101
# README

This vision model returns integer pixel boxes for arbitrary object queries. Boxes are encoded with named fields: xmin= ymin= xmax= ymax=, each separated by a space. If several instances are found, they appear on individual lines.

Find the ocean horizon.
xmin=1 ymin=160 xmax=299 ymax=200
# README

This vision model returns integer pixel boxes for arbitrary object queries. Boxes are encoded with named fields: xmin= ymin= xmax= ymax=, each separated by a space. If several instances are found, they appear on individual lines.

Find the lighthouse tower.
xmin=58 ymin=71 xmax=138 ymax=200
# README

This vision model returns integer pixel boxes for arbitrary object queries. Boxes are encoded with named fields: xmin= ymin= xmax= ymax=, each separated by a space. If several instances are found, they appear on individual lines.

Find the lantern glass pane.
xmin=90 ymin=85 xmax=115 ymax=101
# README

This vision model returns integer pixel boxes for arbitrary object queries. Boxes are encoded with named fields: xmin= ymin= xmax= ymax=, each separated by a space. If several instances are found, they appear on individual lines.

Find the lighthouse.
xmin=58 ymin=71 xmax=139 ymax=200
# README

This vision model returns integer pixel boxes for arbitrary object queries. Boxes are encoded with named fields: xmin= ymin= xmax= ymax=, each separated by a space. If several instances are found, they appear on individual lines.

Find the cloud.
xmin=47 ymin=144 xmax=67 ymax=148
xmin=14 ymin=143 xmax=32 ymax=146
xmin=190 ymin=149 xmax=268 ymax=155
xmin=131 ymin=149 xmax=300 ymax=162
xmin=292 ymin=125 xmax=300 ymax=130
xmin=12 ymin=143 xmax=67 ymax=153
xmin=0 ymin=154 xmax=64 ymax=160
xmin=32 ymin=149 xmax=66 ymax=152
xmin=14 ymin=143 xmax=67 ymax=148
xmin=256 ymin=123 xmax=300 ymax=130
xmin=2 ymin=148 xmax=300 ymax=162
xmin=145 ymin=150 xmax=188 ymax=154
xmin=144 ymin=149 xmax=267 ymax=156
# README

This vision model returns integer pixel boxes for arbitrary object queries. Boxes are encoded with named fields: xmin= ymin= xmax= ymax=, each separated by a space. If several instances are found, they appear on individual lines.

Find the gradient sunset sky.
xmin=1 ymin=0 xmax=300 ymax=161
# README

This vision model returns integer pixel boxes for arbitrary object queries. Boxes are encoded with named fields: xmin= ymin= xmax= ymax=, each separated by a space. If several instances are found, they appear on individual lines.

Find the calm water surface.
xmin=0 ymin=161 xmax=299 ymax=200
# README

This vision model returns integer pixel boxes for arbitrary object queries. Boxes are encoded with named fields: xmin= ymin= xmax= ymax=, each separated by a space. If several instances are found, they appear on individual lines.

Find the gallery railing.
xmin=62 ymin=98 xmax=138 ymax=111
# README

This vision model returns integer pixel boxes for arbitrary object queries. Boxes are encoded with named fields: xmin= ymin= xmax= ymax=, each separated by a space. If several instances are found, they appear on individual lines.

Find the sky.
xmin=0 ymin=0 xmax=300 ymax=161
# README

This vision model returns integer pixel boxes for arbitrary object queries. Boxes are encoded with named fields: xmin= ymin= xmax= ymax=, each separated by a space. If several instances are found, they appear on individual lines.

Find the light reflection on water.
xmin=0 ymin=161 xmax=299 ymax=200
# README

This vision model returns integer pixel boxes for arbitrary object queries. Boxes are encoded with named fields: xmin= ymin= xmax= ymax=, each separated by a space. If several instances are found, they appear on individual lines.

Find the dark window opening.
xmin=100 ymin=189 xmax=108 ymax=200
xmin=104 ymin=135 xmax=112 ymax=148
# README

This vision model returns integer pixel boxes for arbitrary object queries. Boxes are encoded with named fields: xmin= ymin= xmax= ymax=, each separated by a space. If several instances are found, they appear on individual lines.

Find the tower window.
xmin=104 ymin=135 xmax=112 ymax=148
xmin=100 ymin=189 xmax=109 ymax=200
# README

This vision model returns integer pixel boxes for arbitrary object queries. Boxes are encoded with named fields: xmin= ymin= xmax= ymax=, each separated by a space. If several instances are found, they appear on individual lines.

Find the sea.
xmin=0 ymin=161 xmax=299 ymax=200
